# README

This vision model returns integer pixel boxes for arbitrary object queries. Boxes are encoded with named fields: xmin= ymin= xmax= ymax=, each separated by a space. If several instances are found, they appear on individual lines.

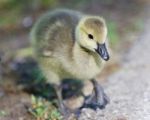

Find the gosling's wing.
xmin=31 ymin=9 xmax=82 ymax=57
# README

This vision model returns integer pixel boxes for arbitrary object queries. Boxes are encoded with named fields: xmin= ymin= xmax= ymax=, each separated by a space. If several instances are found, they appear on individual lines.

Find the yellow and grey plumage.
xmin=31 ymin=9 xmax=109 ymax=84
xmin=30 ymin=9 xmax=110 ymax=116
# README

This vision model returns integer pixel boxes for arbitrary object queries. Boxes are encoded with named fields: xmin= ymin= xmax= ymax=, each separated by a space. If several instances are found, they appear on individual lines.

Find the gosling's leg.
xmin=81 ymin=79 xmax=109 ymax=110
xmin=54 ymin=85 xmax=75 ymax=119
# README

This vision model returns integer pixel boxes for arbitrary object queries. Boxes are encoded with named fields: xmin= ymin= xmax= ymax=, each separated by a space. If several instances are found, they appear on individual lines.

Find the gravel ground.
xmin=79 ymin=6 xmax=150 ymax=120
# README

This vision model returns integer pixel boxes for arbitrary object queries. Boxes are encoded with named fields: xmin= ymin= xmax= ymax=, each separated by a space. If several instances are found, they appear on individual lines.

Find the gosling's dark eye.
xmin=88 ymin=34 xmax=94 ymax=39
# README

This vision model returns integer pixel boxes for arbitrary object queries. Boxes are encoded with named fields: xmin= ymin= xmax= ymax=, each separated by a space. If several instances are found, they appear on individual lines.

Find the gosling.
xmin=31 ymin=9 xmax=110 ymax=116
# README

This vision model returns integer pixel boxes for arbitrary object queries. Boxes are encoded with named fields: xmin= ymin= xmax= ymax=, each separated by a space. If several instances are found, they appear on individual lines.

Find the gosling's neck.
xmin=72 ymin=42 xmax=103 ymax=67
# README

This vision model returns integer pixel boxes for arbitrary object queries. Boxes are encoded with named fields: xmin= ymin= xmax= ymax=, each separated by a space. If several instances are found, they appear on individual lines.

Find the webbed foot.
xmin=81 ymin=79 xmax=109 ymax=110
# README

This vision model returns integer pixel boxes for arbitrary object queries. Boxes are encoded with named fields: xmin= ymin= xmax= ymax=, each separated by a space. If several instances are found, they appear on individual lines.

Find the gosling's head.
xmin=75 ymin=16 xmax=109 ymax=61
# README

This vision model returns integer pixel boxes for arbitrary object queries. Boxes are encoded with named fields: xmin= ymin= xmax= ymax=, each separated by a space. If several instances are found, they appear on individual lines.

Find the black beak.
xmin=95 ymin=43 xmax=110 ymax=61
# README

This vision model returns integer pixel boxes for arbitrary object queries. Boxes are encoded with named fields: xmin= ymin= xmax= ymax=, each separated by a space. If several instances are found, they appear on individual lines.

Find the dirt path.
xmin=79 ymin=6 xmax=150 ymax=120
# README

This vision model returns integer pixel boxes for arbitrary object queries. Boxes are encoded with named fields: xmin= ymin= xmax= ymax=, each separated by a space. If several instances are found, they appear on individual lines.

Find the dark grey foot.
xmin=81 ymin=79 xmax=109 ymax=110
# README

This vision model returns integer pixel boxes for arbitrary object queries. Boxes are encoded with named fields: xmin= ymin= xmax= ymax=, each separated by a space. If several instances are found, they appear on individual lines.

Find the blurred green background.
xmin=0 ymin=0 xmax=147 ymax=50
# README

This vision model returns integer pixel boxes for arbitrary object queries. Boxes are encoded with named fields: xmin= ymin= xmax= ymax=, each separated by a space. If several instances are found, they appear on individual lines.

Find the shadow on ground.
xmin=12 ymin=57 xmax=84 ymax=100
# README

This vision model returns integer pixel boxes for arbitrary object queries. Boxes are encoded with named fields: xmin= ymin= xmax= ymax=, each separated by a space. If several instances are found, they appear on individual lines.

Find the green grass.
xmin=129 ymin=19 xmax=144 ymax=32
xmin=0 ymin=110 xmax=7 ymax=117
xmin=107 ymin=21 xmax=119 ymax=46
xmin=0 ymin=0 xmax=58 ymax=28
xmin=29 ymin=95 xmax=62 ymax=120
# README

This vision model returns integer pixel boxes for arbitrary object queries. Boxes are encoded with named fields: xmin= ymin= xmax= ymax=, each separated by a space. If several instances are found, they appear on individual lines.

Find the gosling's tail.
xmin=15 ymin=47 xmax=34 ymax=58
xmin=0 ymin=47 xmax=34 ymax=63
